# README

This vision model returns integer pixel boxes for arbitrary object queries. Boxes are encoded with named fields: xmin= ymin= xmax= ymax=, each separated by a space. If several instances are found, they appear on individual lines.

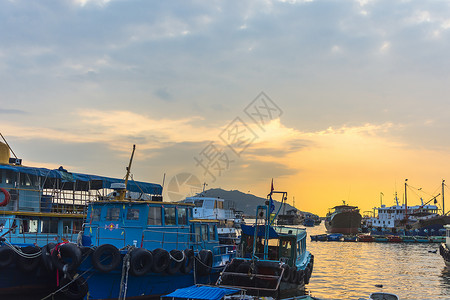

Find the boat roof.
xmin=162 ymin=285 xmax=239 ymax=300
xmin=0 ymin=164 xmax=162 ymax=195
xmin=332 ymin=205 xmax=358 ymax=209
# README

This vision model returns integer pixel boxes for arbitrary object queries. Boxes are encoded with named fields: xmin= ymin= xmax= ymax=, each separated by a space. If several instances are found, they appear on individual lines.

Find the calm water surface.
xmin=304 ymin=224 xmax=450 ymax=300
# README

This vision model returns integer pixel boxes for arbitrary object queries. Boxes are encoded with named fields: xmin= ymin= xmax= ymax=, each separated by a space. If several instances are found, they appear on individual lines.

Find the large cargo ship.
xmin=325 ymin=202 xmax=362 ymax=234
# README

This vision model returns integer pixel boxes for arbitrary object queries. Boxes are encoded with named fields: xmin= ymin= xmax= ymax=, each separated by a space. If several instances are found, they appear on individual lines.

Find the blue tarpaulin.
xmin=240 ymin=224 xmax=279 ymax=239
xmin=162 ymin=285 xmax=239 ymax=300
xmin=0 ymin=164 xmax=162 ymax=195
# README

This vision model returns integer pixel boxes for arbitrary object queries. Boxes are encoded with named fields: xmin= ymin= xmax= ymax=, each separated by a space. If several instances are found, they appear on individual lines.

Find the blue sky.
xmin=2 ymin=0 xmax=450 ymax=214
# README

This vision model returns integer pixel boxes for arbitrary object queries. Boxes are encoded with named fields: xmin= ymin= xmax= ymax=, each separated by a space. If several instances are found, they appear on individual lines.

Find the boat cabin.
xmin=83 ymin=200 xmax=223 ymax=253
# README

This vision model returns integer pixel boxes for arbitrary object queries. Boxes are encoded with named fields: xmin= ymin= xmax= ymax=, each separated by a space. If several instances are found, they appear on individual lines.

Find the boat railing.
xmin=141 ymin=228 xmax=194 ymax=250
xmin=219 ymin=267 xmax=284 ymax=292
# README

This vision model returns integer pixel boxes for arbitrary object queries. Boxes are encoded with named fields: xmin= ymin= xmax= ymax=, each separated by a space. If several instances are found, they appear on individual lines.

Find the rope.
xmin=2 ymin=239 xmax=42 ymax=258
xmin=118 ymin=248 xmax=132 ymax=300
xmin=168 ymin=249 xmax=186 ymax=263
xmin=193 ymin=254 xmax=226 ymax=271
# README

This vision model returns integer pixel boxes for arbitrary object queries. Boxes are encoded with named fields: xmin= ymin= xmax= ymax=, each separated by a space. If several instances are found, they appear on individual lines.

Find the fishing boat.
xmin=217 ymin=186 xmax=314 ymax=299
xmin=277 ymin=208 xmax=303 ymax=225
xmin=357 ymin=234 xmax=374 ymax=242
xmin=325 ymin=201 xmax=362 ymax=234
xmin=181 ymin=196 xmax=243 ymax=245
xmin=367 ymin=180 xmax=450 ymax=236
xmin=439 ymin=224 xmax=450 ymax=266
xmin=0 ymin=144 xmax=236 ymax=299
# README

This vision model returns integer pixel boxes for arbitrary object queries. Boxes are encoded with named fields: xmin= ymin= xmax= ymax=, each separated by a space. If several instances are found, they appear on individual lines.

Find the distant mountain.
xmin=194 ymin=188 xmax=298 ymax=217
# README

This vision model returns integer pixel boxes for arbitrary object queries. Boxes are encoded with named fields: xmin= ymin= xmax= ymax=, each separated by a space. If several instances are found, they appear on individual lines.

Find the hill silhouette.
xmin=194 ymin=188 xmax=299 ymax=217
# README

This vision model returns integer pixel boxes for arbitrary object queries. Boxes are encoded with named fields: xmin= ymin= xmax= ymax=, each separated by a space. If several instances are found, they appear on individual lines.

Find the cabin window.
xmin=5 ymin=170 xmax=14 ymax=184
xmin=164 ymin=207 xmax=176 ymax=225
xmin=280 ymin=240 xmax=292 ymax=258
xmin=0 ymin=218 xmax=7 ymax=232
xmin=178 ymin=207 xmax=188 ymax=225
xmin=92 ymin=208 xmax=101 ymax=222
xmin=214 ymin=200 xmax=224 ymax=209
xmin=194 ymin=224 xmax=201 ymax=243
xmin=127 ymin=208 xmax=140 ymax=221
xmin=106 ymin=207 xmax=120 ymax=221
xmin=201 ymin=224 xmax=208 ymax=241
xmin=41 ymin=219 xmax=59 ymax=234
xmin=209 ymin=224 xmax=215 ymax=240
xmin=148 ymin=206 xmax=162 ymax=225
xmin=63 ymin=220 xmax=72 ymax=234
xmin=20 ymin=219 xmax=38 ymax=233
xmin=73 ymin=219 xmax=83 ymax=233
xmin=194 ymin=200 xmax=203 ymax=207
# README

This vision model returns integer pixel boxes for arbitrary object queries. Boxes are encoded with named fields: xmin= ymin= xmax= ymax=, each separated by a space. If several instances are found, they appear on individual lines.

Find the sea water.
xmin=305 ymin=223 xmax=450 ymax=300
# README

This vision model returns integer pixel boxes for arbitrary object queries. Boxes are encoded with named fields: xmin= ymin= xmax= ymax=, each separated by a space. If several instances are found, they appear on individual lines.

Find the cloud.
xmin=0 ymin=109 xmax=27 ymax=115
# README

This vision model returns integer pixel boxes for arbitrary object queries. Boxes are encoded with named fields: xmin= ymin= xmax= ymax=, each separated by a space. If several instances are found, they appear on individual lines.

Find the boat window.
xmin=209 ymin=224 xmax=215 ymax=240
xmin=148 ymin=206 xmax=162 ymax=225
xmin=214 ymin=200 xmax=224 ymax=209
xmin=127 ymin=208 xmax=140 ymax=221
xmin=280 ymin=240 xmax=292 ymax=258
xmin=178 ymin=207 xmax=187 ymax=225
xmin=194 ymin=200 xmax=204 ymax=207
xmin=194 ymin=224 xmax=201 ymax=243
xmin=106 ymin=207 xmax=120 ymax=221
xmin=201 ymin=224 xmax=208 ymax=241
xmin=0 ymin=218 xmax=6 ymax=232
xmin=63 ymin=220 xmax=72 ymax=234
xmin=5 ymin=170 xmax=14 ymax=184
xmin=73 ymin=219 xmax=83 ymax=233
xmin=20 ymin=219 xmax=38 ymax=233
xmin=41 ymin=219 xmax=59 ymax=234
xmin=164 ymin=207 xmax=176 ymax=225
xmin=92 ymin=208 xmax=101 ymax=222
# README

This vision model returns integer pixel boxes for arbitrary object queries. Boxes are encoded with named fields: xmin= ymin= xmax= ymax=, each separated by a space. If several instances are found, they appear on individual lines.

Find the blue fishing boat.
xmin=327 ymin=233 xmax=343 ymax=241
xmin=310 ymin=234 xmax=328 ymax=241
xmin=217 ymin=186 xmax=314 ymax=298
xmin=303 ymin=218 xmax=315 ymax=227
xmin=0 ymin=143 xmax=235 ymax=299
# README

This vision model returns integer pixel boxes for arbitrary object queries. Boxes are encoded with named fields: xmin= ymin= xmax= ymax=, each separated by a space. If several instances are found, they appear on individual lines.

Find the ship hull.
xmin=325 ymin=211 xmax=362 ymax=234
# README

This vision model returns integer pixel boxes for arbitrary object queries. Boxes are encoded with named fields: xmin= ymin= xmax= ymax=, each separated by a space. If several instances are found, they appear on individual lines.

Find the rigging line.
xmin=0 ymin=132 xmax=18 ymax=159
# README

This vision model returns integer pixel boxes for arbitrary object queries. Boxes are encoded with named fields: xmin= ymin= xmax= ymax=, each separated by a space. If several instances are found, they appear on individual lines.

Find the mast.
xmin=442 ymin=179 xmax=445 ymax=215
xmin=119 ymin=144 xmax=136 ymax=200
xmin=404 ymin=179 xmax=408 ymax=222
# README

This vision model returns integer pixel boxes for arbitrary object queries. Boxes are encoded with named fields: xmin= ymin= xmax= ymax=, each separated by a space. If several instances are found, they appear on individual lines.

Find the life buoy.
xmin=41 ymin=243 xmax=56 ymax=272
xmin=17 ymin=245 xmax=41 ymax=273
xmin=180 ymin=249 xmax=195 ymax=274
xmin=59 ymin=276 xmax=89 ymax=300
xmin=281 ymin=264 xmax=291 ymax=282
xmin=151 ymin=248 xmax=170 ymax=273
xmin=0 ymin=188 xmax=10 ymax=207
xmin=196 ymin=249 xmax=213 ymax=276
xmin=51 ymin=243 xmax=82 ymax=273
xmin=92 ymin=244 xmax=121 ymax=273
xmin=0 ymin=246 xmax=16 ymax=268
xmin=166 ymin=249 xmax=183 ymax=275
xmin=130 ymin=248 xmax=153 ymax=276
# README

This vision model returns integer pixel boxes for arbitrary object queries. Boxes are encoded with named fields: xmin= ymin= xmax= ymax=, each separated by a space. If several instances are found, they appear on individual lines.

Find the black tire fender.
xmin=180 ymin=249 xmax=194 ymax=274
xmin=130 ymin=248 xmax=153 ymax=276
xmin=0 ymin=246 xmax=16 ymax=269
xmin=151 ymin=248 xmax=170 ymax=273
xmin=59 ymin=276 xmax=89 ymax=300
xmin=166 ymin=249 xmax=183 ymax=275
xmin=17 ymin=245 xmax=41 ymax=273
xmin=51 ymin=243 xmax=82 ymax=273
xmin=196 ymin=249 xmax=213 ymax=276
xmin=91 ymin=244 xmax=121 ymax=273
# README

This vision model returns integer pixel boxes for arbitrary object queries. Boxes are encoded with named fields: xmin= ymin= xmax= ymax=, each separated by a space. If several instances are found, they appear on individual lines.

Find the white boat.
xmin=182 ymin=196 xmax=243 ymax=244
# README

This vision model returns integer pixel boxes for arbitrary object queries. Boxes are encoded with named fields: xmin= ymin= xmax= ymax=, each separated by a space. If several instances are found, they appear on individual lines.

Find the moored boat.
xmin=0 ymin=144 xmax=236 ymax=299
xmin=357 ymin=234 xmax=374 ymax=242
xmin=439 ymin=224 xmax=450 ymax=266
xmin=217 ymin=186 xmax=314 ymax=298
xmin=325 ymin=202 xmax=362 ymax=234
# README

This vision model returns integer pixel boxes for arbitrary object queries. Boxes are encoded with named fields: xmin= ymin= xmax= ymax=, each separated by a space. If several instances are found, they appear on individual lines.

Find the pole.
xmin=442 ymin=179 xmax=445 ymax=215
xmin=404 ymin=179 xmax=408 ymax=221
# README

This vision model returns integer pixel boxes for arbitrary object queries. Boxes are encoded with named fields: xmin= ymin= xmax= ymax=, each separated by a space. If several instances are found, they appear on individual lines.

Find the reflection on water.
xmin=303 ymin=223 xmax=450 ymax=300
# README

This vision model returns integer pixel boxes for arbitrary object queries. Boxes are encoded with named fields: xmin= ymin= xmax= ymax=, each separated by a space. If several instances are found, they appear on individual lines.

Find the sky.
xmin=1 ymin=0 xmax=450 ymax=216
